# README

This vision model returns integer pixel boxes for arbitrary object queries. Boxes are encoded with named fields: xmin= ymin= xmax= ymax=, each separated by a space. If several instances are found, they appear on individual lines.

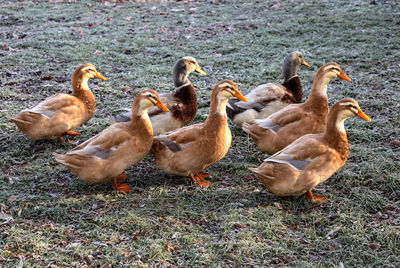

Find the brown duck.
xmin=226 ymin=51 xmax=309 ymax=127
xmin=10 ymin=63 xmax=106 ymax=141
xmin=242 ymin=62 xmax=351 ymax=155
xmin=53 ymin=90 xmax=168 ymax=193
xmin=113 ymin=56 xmax=206 ymax=135
xmin=249 ymin=98 xmax=371 ymax=201
xmin=152 ymin=80 xmax=248 ymax=187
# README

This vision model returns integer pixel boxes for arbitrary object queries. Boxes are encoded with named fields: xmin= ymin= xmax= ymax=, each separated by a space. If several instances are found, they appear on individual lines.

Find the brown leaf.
xmin=233 ymin=223 xmax=243 ymax=229
xmin=42 ymin=75 xmax=53 ymax=80
xmin=107 ymin=17 xmax=112 ymax=22
xmin=389 ymin=140 xmax=400 ymax=147
xmin=159 ymin=12 xmax=168 ymax=15
xmin=369 ymin=242 xmax=380 ymax=250
xmin=2 ymin=44 xmax=8 ymax=50
xmin=164 ymin=244 xmax=179 ymax=252
xmin=121 ymin=86 xmax=132 ymax=92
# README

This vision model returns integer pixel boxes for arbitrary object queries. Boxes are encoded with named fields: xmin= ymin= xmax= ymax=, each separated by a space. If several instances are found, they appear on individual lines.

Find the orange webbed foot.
xmin=307 ymin=190 xmax=327 ymax=202
xmin=190 ymin=173 xmax=211 ymax=188
xmin=112 ymin=174 xmax=131 ymax=193
xmin=65 ymin=130 xmax=81 ymax=136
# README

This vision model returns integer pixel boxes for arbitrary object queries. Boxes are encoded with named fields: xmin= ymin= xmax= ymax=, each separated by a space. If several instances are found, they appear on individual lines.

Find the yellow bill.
xmin=233 ymin=90 xmax=248 ymax=102
xmin=95 ymin=71 xmax=107 ymax=81
xmin=356 ymin=107 xmax=371 ymax=121
xmin=156 ymin=100 xmax=169 ymax=112
xmin=338 ymin=70 xmax=351 ymax=81
xmin=302 ymin=60 xmax=310 ymax=67
xmin=195 ymin=67 xmax=207 ymax=76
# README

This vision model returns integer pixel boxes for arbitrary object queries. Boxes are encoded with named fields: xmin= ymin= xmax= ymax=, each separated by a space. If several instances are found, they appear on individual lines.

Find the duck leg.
xmin=57 ymin=135 xmax=65 ymax=143
xmin=190 ymin=173 xmax=211 ymax=187
xmin=306 ymin=190 xmax=327 ymax=202
xmin=112 ymin=174 xmax=131 ymax=193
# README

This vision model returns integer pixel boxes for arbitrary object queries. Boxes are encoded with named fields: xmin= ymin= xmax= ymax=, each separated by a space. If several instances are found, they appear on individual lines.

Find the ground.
xmin=0 ymin=0 xmax=399 ymax=267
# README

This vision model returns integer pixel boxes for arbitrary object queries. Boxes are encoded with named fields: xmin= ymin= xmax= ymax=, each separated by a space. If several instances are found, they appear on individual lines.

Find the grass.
xmin=1 ymin=0 xmax=399 ymax=266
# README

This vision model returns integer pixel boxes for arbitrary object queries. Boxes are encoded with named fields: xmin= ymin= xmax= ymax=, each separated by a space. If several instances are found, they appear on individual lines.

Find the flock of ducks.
xmin=9 ymin=53 xmax=371 ymax=201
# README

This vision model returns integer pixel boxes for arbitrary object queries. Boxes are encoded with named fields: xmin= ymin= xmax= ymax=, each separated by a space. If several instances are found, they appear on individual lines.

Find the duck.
xmin=226 ymin=51 xmax=309 ymax=127
xmin=113 ymin=56 xmax=206 ymax=135
xmin=249 ymin=98 xmax=371 ymax=201
xmin=53 ymin=89 xmax=168 ymax=193
xmin=242 ymin=62 xmax=351 ymax=155
xmin=152 ymin=80 xmax=248 ymax=187
xmin=9 ymin=63 xmax=106 ymax=141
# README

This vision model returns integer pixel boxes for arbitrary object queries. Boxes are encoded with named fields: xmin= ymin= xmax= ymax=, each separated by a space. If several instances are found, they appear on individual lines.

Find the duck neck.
xmin=282 ymin=61 xmax=298 ymax=82
xmin=174 ymin=68 xmax=190 ymax=88
xmin=304 ymin=74 xmax=331 ymax=112
xmin=205 ymin=95 xmax=228 ymax=128
xmin=71 ymin=76 xmax=96 ymax=114
xmin=130 ymin=105 xmax=154 ymax=137
xmin=323 ymin=111 xmax=349 ymax=157
xmin=173 ymin=83 xmax=197 ymax=105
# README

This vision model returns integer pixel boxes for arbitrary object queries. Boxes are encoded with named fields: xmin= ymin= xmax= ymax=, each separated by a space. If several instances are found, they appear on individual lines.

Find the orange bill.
xmin=233 ymin=91 xmax=248 ymax=102
xmin=356 ymin=107 xmax=371 ymax=121
xmin=302 ymin=60 xmax=310 ymax=67
xmin=156 ymin=100 xmax=169 ymax=112
xmin=195 ymin=66 xmax=207 ymax=76
xmin=338 ymin=71 xmax=351 ymax=81
xmin=95 ymin=72 xmax=107 ymax=81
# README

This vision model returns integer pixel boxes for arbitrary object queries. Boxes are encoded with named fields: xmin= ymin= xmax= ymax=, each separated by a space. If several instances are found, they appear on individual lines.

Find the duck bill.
xmin=156 ymin=100 xmax=169 ymax=112
xmin=233 ymin=91 xmax=248 ymax=102
xmin=356 ymin=107 xmax=371 ymax=121
xmin=95 ymin=72 xmax=107 ymax=81
xmin=338 ymin=71 xmax=351 ymax=81
xmin=195 ymin=67 xmax=207 ymax=76
xmin=302 ymin=60 xmax=309 ymax=67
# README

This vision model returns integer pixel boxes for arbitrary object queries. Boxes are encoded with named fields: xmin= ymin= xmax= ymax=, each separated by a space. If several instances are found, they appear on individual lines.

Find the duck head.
xmin=173 ymin=56 xmax=206 ymax=87
xmin=282 ymin=51 xmax=309 ymax=81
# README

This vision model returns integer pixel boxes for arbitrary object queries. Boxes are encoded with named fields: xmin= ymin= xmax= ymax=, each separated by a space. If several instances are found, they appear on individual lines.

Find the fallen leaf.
xmin=389 ymin=140 xmax=400 ymax=147
xmin=369 ymin=242 xmax=380 ymax=250
xmin=121 ymin=86 xmax=132 ymax=92
xmin=107 ymin=17 xmax=112 ymax=22
xmin=2 ymin=44 xmax=8 ymax=50
xmin=233 ymin=223 xmax=243 ymax=229
xmin=42 ymin=75 xmax=53 ymax=80
xmin=159 ymin=12 xmax=168 ymax=15
xmin=164 ymin=244 xmax=179 ymax=252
